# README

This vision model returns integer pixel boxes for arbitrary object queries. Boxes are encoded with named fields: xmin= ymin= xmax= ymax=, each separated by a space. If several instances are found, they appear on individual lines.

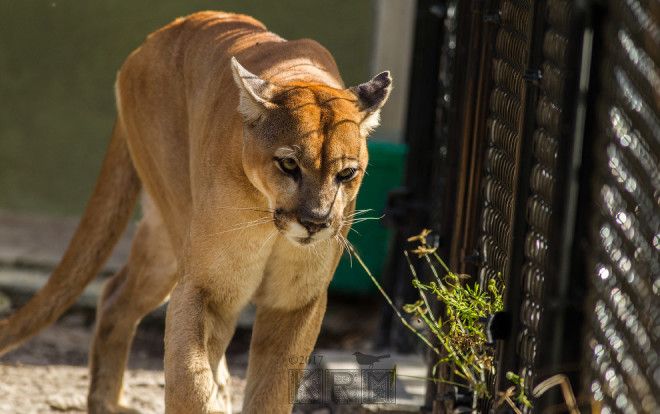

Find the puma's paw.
xmin=112 ymin=407 xmax=141 ymax=414
xmin=88 ymin=400 xmax=142 ymax=414
xmin=216 ymin=384 xmax=233 ymax=414
xmin=215 ymin=355 xmax=233 ymax=414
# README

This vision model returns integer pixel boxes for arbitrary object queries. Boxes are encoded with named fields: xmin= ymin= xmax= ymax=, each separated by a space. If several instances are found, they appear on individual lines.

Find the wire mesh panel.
xmin=478 ymin=1 xmax=534 ymax=286
xmin=516 ymin=0 xmax=579 ymax=403
xmin=585 ymin=0 xmax=660 ymax=412
xmin=414 ymin=0 xmax=657 ymax=411
xmin=475 ymin=0 xmax=536 ymax=406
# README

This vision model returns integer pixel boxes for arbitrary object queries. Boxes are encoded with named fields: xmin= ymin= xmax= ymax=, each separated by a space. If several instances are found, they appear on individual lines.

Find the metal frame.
xmin=383 ymin=0 xmax=657 ymax=412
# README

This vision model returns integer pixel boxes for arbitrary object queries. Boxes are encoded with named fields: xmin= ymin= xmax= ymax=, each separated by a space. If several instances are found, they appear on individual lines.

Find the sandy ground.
xmin=0 ymin=295 xmax=379 ymax=413
xmin=0 ymin=211 xmax=384 ymax=413
xmin=0 ymin=310 xmax=248 ymax=414
xmin=0 ymin=365 xmax=167 ymax=413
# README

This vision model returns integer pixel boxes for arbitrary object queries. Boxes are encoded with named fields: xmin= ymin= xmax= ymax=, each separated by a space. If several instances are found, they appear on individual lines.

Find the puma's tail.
xmin=0 ymin=121 xmax=140 ymax=355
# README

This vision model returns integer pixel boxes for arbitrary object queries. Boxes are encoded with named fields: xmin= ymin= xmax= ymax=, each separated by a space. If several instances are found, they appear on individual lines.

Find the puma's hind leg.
xmin=88 ymin=205 xmax=178 ymax=414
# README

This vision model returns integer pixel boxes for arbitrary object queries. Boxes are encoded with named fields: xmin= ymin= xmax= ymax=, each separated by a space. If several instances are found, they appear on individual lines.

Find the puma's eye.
xmin=336 ymin=167 xmax=358 ymax=182
xmin=276 ymin=157 xmax=299 ymax=175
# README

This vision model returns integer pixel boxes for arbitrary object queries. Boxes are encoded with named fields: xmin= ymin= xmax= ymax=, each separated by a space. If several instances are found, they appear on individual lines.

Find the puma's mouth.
xmin=295 ymin=236 xmax=314 ymax=245
xmin=274 ymin=208 xmax=335 ymax=246
xmin=283 ymin=222 xmax=332 ymax=246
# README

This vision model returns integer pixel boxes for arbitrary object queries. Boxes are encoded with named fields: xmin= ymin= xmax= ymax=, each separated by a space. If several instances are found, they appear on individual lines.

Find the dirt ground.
xmin=0 ymin=211 xmax=385 ymax=413
xmin=0 ymin=296 xmax=380 ymax=413
xmin=1 ymin=312 xmax=167 ymax=413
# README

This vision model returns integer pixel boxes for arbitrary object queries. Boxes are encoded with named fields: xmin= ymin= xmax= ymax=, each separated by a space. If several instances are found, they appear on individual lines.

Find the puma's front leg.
xmin=164 ymin=280 xmax=245 ymax=414
xmin=242 ymin=293 xmax=327 ymax=414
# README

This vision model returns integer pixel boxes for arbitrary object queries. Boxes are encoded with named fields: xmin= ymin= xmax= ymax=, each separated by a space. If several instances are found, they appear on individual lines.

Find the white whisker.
xmin=258 ymin=229 xmax=278 ymax=254
xmin=344 ymin=215 xmax=385 ymax=225
xmin=336 ymin=233 xmax=353 ymax=267
xmin=210 ymin=217 xmax=274 ymax=235
xmin=216 ymin=206 xmax=275 ymax=214
xmin=345 ymin=209 xmax=373 ymax=218
xmin=348 ymin=227 xmax=361 ymax=236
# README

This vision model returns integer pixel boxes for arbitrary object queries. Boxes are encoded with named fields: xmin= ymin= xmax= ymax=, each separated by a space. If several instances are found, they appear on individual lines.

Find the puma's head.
xmin=231 ymin=57 xmax=391 ymax=246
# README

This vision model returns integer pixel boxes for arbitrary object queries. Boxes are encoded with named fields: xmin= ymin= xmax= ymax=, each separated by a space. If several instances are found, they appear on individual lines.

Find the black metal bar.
xmin=495 ymin=0 xmax=549 ymax=398
xmin=534 ymin=3 xmax=593 ymax=409
xmin=572 ymin=1 xmax=606 ymax=404
xmin=377 ymin=0 xmax=447 ymax=353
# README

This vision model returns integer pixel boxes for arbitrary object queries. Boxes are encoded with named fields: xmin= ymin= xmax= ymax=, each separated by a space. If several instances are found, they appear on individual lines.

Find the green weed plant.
xmin=349 ymin=229 xmax=531 ymax=410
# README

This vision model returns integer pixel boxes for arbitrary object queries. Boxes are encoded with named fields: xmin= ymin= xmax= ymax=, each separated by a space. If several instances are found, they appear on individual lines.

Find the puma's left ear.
xmin=230 ymin=57 xmax=277 ymax=125
xmin=350 ymin=71 xmax=392 ymax=135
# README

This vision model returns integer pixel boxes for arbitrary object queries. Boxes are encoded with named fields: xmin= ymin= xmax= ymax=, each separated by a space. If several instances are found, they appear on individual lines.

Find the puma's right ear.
xmin=230 ymin=57 xmax=277 ymax=124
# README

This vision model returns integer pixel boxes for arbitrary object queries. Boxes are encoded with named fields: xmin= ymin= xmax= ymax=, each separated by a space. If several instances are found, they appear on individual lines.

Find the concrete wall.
xmin=370 ymin=0 xmax=416 ymax=143
xmin=0 ymin=0 xmax=374 ymax=216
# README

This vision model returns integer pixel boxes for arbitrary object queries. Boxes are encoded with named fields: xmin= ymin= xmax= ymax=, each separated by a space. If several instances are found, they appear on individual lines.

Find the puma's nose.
xmin=298 ymin=214 xmax=330 ymax=235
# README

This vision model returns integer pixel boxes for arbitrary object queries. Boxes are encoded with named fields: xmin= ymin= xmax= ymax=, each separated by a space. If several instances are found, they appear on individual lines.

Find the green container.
xmin=329 ymin=140 xmax=406 ymax=294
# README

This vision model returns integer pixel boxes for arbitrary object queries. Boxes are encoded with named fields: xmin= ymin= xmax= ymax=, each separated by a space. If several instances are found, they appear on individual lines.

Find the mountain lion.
xmin=0 ymin=11 xmax=391 ymax=414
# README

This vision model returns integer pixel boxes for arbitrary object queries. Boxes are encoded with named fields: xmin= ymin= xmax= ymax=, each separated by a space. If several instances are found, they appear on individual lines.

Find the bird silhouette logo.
xmin=352 ymin=351 xmax=390 ymax=368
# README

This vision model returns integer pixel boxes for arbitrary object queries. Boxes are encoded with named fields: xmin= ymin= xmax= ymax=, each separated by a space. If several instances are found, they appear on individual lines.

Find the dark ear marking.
xmin=350 ymin=71 xmax=392 ymax=112
xmin=349 ymin=71 xmax=393 ymax=135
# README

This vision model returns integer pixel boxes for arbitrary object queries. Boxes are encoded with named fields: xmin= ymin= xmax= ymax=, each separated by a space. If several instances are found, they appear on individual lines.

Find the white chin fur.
xmin=287 ymin=222 xmax=309 ymax=238
xmin=284 ymin=222 xmax=333 ymax=245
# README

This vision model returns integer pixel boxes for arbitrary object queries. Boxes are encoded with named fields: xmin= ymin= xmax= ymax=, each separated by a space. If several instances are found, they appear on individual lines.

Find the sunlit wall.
xmin=0 ymin=0 xmax=374 ymax=215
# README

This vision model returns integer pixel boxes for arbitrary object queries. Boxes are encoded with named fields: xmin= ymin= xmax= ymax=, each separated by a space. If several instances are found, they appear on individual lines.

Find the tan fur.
xmin=0 ymin=11 xmax=391 ymax=414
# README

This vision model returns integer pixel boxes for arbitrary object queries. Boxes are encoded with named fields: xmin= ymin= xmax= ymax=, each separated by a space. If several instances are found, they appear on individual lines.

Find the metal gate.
xmin=583 ymin=0 xmax=659 ymax=411
xmin=385 ymin=0 xmax=658 ymax=412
